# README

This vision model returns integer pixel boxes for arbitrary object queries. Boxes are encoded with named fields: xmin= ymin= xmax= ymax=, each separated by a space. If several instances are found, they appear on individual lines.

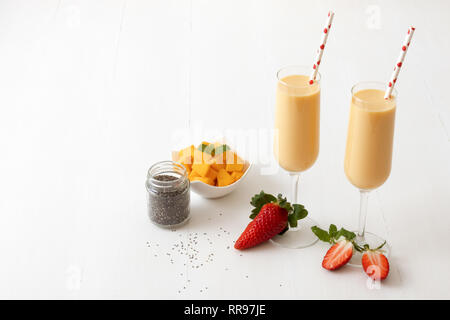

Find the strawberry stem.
xmin=311 ymin=224 xmax=356 ymax=244
xmin=249 ymin=191 xmax=308 ymax=234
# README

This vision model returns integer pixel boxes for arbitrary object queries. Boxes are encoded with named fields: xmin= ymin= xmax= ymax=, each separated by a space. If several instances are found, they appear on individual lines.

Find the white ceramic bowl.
xmin=171 ymin=150 xmax=252 ymax=199
xmin=189 ymin=162 xmax=252 ymax=199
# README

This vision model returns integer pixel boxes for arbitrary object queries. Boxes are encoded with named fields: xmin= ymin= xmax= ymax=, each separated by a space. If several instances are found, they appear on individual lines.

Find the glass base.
xmin=270 ymin=217 xmax=319 ymax=249
xmin=348 ymin=231 xmax=391 ymax=267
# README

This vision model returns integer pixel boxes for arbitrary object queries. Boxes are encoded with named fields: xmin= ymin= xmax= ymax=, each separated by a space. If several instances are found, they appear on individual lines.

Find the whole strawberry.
xmin=234 ymin=191 xmax=308 ymax=250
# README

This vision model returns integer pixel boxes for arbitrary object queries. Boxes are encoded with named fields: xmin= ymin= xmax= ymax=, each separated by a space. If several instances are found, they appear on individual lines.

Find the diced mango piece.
xmin=213 ymin=153 xmax=224 ymax=165
xmin=217 ymin=169 xmax=235 ymax=187
xmin=179 ymin=154 xmax=193 ymax=170
xmin=214 ymin=150 xmax=234 ymax=165
xmin=226 ymin=162 xmax=244 ymax=172
xmin=224 ymin=152 xmax=244 ymax=172
xmin=211 ymin=163 xmax=225 ymax=171
xmin=192 ymin=162 xmax=212 ymax=177
xmin=190 ymin=176 xmax=215 ymax=186
xmin=231 ymin=171 xmax=244 ymax=181
xmin=179 ymin=145 xmax=195 ymax=158
xmin=189 ymin=171 xmax=200 ymax=180
xmin=193 ymin=149 xmax=203 ymax=163
xmin=205 ymin=167 xmax=218 ymax=180
xmin=210 ymin=158 xmax=226 ymax=171
xmin=179 ymin=153 xmax=193 ymax=163
xmin=193 ymin=149 xmax=212 ymax=164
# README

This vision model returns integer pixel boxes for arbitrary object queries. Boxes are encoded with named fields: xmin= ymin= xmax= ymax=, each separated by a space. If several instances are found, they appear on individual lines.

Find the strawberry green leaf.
xmin=203 ymin=144 xmax=216 ymax=156
xmin=335 ymin=228 xmax=356 ymax=241
xmin=293 ymin=204 xmax=308 ymax=220
xmin=276 ymin=194 xmax=292 ymax=212
xmin=352 ymin=243 xmax=364 ymax=253
xmin=354 ymin=240 xmax=386 ymax=253
xmin=214 ymin=144 xmax=230 ymax=155
xmin=311 ymin=224 xmax=355 ymax=244
xmin=197 ymin=143 xmax=209 ymax=153
xmin=249 ymin=191 xmax=277 ymax=217
xmin=286 ymin=204 xmax=307 ymax=228
xmin=288 ymin=213 xmax=298 ymax=228
xmin=311 ymin=226 xmax=331 ymax=243
xmin=329 ymin=224 xmax=338 ymax=238
xmin=375 ymin=240 xmax=387 ymax=250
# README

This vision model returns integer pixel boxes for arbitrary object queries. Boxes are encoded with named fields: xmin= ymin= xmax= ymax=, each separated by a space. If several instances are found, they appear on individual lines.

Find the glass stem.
xmin=290 ymin=173 xmax=300 ymax=204
xmin=357 ymin=190 xmax=370 ymax=238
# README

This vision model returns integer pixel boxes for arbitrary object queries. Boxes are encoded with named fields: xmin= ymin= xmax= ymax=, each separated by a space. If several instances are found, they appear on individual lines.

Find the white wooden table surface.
xmin=0 ymin=0 xmax=449 ymax=299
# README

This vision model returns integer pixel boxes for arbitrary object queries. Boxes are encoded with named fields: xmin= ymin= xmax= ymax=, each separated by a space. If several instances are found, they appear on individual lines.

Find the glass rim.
xmin=146 ymin=160 xmax=187 ymax=190
xmin=276 ymin=65 xmax=321 ymax=88
xmin=351 ymin=81 xmax=398 ymax=103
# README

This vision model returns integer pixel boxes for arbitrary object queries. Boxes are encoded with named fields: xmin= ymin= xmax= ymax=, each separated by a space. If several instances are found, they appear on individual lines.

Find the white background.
xmin=0 ymin=0 xmax=449 ymax=299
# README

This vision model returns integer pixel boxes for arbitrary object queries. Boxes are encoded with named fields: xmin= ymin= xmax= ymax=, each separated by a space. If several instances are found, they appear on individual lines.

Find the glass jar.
xmin=146 ymin=161 xmax=190 ymax=228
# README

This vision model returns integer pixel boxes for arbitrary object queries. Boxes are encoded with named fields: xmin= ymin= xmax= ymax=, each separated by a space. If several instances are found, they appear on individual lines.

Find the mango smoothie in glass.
xmin=344 ymin=81 xmax=397 ymax=265
xmin=345 ymin=87 xmax=396 ymax=190
xmin=271 ymin=65 xmax=321 ymax=249
xmin=274 ymin=74 xmax=320 ymax=172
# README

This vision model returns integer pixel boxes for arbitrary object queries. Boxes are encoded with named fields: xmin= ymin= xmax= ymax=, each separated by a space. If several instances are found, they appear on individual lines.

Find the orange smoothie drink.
xmin=344 ymin=86 xmax=396 ymax=190
xmin=274 ymin=73 xmax=320 ymax=172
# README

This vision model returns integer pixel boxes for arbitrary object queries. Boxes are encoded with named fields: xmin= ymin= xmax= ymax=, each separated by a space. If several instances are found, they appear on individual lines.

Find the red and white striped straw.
xmin=384 ymin=26 xmax=415 ymax=99
xmin=309 ymin=11 xmax=335 ymax=85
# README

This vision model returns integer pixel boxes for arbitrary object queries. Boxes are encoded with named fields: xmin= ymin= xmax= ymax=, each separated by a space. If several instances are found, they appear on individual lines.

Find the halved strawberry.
xmin=311 ymin=224 xmax=356 ymax=270
xmin=362 ymin=250 xmax=390 ymax=280
xmin=322 ymin=240 xmax=353 ymax=270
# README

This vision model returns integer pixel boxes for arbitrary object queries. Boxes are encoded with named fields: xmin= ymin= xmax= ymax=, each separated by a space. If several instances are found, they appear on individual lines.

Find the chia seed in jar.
xmin=146 ymin=161 xmax=190 ymax=228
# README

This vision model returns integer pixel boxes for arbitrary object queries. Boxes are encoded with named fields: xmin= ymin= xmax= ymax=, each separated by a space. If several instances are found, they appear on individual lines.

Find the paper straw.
xmin=309 ymin=11 xmax=335 ymax=85
xmin=384 ymin=26 xmax=415 ymax=99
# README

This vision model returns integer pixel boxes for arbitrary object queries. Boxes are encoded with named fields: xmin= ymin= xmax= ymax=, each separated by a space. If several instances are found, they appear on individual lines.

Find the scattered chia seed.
xmin=145 ymin=215 xmax=248 ymax=294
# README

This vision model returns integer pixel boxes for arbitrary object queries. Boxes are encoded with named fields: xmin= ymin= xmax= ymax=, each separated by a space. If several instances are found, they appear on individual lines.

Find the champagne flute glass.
xmin=344 ymin=81 xmax=396 ymax=265
xmin=271 ymin=65 xmax=321 ymax=249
